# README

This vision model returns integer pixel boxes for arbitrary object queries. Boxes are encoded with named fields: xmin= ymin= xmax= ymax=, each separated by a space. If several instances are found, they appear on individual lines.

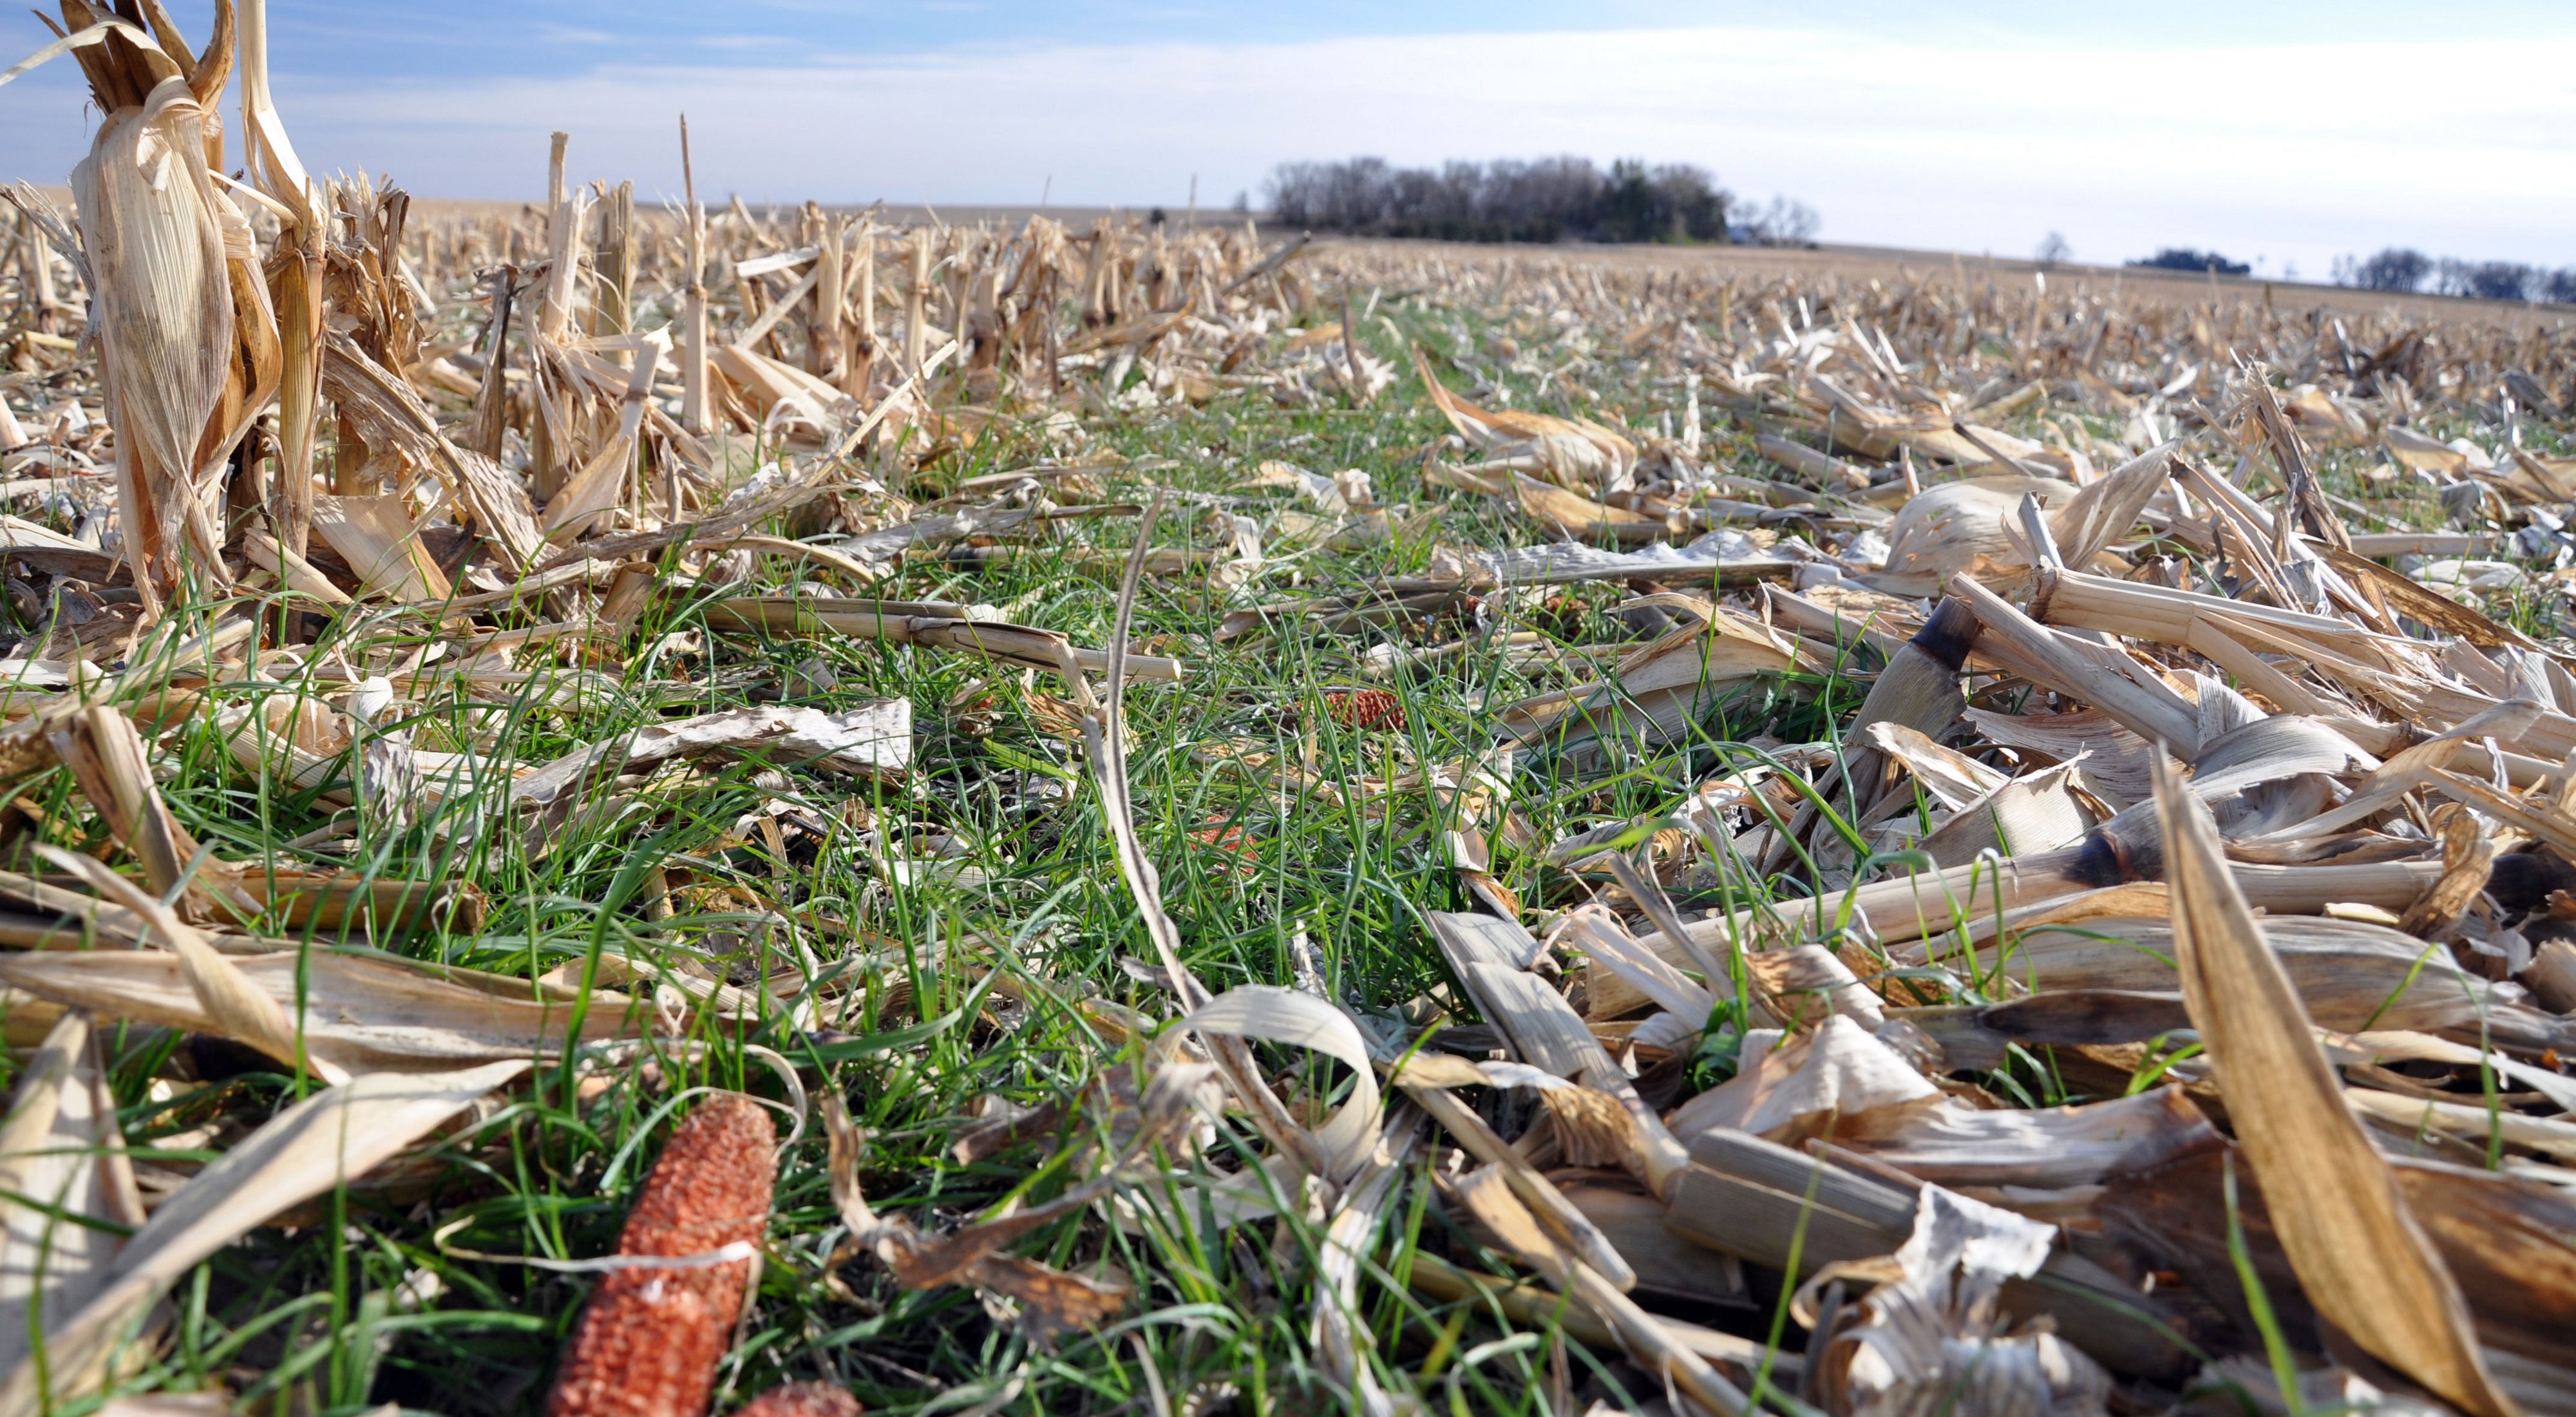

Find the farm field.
xmin=6 ymin=14 xmax=2576 ymax=1417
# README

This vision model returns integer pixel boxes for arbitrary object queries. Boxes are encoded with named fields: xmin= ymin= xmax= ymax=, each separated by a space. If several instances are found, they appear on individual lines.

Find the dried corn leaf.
xmin=0 ymin=941 xmax=646 ymax=1074
xmin=0 ymin=1060 xmax=527 ymax=1417
xmin=1837 ymin=1086 xmax=2222 ymax=1190
xmin=1667 ymin=1014 xmax=1939 ymax=1143
xmin=1447 ymin=1165 xmax=1748 ymax=1416
xmin=2152 ymin=752 xmax=2515 ymax=1416
xmin=706 ymin=598 xmax=1183 ymax=683
xmin=41 ymin=849 xmax=332 ymax=1083
xmin=513 ymin=699 xmax=911 ymax=810
xmin=1182 ymin=985 xmax=1379 ymax=1182
xmin=0 ymin=1013 xmax=144 ymax=1379
xmin=311 ymin=493 xmax=449 ymax=603
xmin=1819 ymin=1185 xmax=2112 ymax=1417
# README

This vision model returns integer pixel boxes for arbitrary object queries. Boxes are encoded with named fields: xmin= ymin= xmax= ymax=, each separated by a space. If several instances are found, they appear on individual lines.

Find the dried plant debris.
xmin=3 ymin=16 xmax=2576 ymax=1412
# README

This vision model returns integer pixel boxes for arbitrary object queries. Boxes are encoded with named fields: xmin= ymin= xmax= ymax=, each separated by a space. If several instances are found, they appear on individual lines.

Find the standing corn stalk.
xmin=527 ymin=131 xmax=572 ymax=503
xmin=241 ymin=0 xmax=323 ymax=560
xmin=593 ymin=180 xmax=636 ymax=338
xmin=902 ymin=232 xmax=931 ymax=381
xmin=321 ymin=173 xmax=420 ymax=496
xmin=678 ymin=115 xmax=710 ymax=441
xmin=808 ymin=204 xmax=844 ymax=384
xmin=840 ymin=217 xmax=876 ymax=400
xmin=16 ymin=209 xmax=64 ymax=332
xmin=169 ymin=0 xmax=283 ymax=576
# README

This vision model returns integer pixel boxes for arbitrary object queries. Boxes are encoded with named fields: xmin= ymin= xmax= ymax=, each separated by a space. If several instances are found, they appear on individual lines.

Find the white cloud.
xmin=10 ymin=24 xmax=2575 ymax=272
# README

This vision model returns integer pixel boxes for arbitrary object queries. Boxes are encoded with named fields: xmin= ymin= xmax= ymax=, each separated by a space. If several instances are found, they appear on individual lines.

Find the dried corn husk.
xmin=1414 ymin=347 xmax=1635 ymax=490
xmin=70 ymin=76 xmax=234 ymax=609
xmin=1866 ymin=475 xmax=2071 ymax=595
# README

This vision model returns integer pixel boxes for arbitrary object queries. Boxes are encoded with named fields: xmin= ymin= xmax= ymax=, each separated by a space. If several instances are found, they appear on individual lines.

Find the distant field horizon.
xmin=15 ymin=184 xmax=2563 ymax=326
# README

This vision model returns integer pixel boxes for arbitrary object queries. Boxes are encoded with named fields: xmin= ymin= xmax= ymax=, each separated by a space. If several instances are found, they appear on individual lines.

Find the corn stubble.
xmin=3 ymin=7 xmax=2576 ymax=1414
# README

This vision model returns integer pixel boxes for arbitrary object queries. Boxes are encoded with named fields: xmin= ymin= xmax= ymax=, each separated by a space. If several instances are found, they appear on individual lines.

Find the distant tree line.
xmin=2128 ymin=248 xmax=2252 ymax=277
xmin=2333 ymin=247 xmax=2576 ymax=304
xmin=1264 ymin=156 xmax=1814 ymax=246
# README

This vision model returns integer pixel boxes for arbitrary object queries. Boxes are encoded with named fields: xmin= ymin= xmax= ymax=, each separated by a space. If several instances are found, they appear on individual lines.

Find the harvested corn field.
xmin=7 ymin=9 xmax=2576 ymax=1417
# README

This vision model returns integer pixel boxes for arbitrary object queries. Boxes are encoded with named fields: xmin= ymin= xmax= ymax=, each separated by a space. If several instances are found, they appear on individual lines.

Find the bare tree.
xmin=1737 ymin=195 xmax=1819 ymax=247
xmin=2338 ymin=247 xmax=2432 ymax=293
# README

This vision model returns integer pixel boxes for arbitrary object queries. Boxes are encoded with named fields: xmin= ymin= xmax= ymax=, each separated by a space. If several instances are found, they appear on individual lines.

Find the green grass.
xmin=0 ymin=301 xmax=1702 ymax=1417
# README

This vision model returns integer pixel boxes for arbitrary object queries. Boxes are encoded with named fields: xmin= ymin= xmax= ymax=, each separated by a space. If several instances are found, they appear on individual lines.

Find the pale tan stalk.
xmin=678 ymin=115 xmax=708 ymax=440
xmin=241 ymin=0 xmax=321 ymax=558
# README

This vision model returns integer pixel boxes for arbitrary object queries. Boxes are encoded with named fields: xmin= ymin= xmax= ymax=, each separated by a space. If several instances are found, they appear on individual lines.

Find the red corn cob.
xmin=733 ymin=1384 xmax=862 ymax=1417
xmin=548 ymin=1093 xmax=777 ymax=1417
xmin=1320 ymin=689 xmax=1405 ymax=732
xmin=1188 ymin=819 xmax=1258 ymax=857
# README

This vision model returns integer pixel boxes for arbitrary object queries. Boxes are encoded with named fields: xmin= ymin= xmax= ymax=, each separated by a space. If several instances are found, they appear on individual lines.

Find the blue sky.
xmin=41 ymin=1 xmax=2576 ymax=75
xmin=9 ymin=3 xmax=2576 ymax=276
